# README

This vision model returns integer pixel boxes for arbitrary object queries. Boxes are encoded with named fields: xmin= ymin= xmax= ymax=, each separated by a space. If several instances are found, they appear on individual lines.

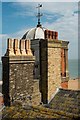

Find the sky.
xmin=0 ymin=0 xmax=79 ymax=61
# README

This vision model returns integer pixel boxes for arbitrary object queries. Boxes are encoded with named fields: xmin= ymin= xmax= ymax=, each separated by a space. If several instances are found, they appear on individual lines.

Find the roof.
xmin=22 ymin=26 xmax=45 ymax=40
xmin=2 ymin=104 xmax=78 ymax=119
xmin=49 ymin=88 xmax=80 ymax=117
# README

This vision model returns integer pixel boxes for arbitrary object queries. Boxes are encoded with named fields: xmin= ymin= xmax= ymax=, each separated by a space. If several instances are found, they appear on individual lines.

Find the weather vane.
xmin=36 ymin=4 xmax=43 ymax=27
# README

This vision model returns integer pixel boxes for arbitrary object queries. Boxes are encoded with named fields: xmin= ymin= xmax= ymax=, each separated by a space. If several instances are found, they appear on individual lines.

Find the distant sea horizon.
xmin=68 ymin=59 xmax=79 ymax=79
xmin=0 ymin=59 xmax=79 ymax=80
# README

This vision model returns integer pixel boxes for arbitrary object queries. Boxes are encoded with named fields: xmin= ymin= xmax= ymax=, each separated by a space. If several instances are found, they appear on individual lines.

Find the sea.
xmin=0 ymin=59 xmax=79 ymax=80
xmin=68 ymin=59 xmax=79 ymax=79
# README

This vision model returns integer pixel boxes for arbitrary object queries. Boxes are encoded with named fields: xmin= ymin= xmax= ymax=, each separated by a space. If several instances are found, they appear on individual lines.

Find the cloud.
xmin=10 ymin=2 xmax=78 ymax=20
xmin=8 ymin=27 xmax=32 ymax=39
xmin=15 ymin=11 xmax=35 ymax=17
xmin=1 ymin=2 xmax=78 ymax=60
xmin=44 ymin=12 xmax=64 ymax=22
xmin=43 ymin=9 xmax=78 ymax=59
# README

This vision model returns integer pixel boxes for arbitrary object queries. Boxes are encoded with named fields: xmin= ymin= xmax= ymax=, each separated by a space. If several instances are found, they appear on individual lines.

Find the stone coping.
xmin=39 ymin=39 xmax=69 ymax=49
xmin=31 ymin=38 xmax=69 ymax=44
xmin=31 ymin=39 xmax=69 ymax=43
xmin=2 ymin=56 xmax=35 ymax=61
xmin=48 ymin=39 xmax=69 ymax=44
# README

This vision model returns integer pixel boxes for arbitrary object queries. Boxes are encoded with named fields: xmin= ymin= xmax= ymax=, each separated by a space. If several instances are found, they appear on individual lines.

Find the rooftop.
xmin=49 ymin=88 xmax=80 ymax=117
xmin=22 ymin=26 xmax=45 ymax=40
xmin=1 ymin=88 xmax=80 ymax=119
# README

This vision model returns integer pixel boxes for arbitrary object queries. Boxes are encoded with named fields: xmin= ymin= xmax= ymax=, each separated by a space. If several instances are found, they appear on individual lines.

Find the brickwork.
xmin=40 ymin=39 xmax=69 ymax=104
xmin=32 ymin=80 xmax=41 ymax=105
xmin=48 ymin=47 xmax=61 ymax=101
xmin=5 ymin=38 xmax=33 ymax=56
xmin=2 ymin=37 xmax=69 ymax=106
xmin=44 ymin=30 xmax=58 ymax=40
xmin=2 ymin=38 xmax=41 ymax=106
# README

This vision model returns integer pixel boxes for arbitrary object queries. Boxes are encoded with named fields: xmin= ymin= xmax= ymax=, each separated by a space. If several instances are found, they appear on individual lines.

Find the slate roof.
xmin=1 ymin=88 xmax=80 ymax=119
xmin=49 ymin=88 xmax=80 ymax=118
